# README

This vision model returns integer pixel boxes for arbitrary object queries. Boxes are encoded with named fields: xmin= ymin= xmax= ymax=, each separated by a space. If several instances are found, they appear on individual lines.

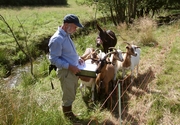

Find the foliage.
xmin=0 ymin=0 xmax=67 ymax=6
xmin=12 ymin=51 xmax=26 ymax=65
xmin=78 ymin=0 xmax=180 ymax=25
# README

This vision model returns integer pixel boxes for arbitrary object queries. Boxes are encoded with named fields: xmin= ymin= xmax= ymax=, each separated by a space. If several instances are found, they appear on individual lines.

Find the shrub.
xmin=132 ymin=17 xmax=158 ymax=46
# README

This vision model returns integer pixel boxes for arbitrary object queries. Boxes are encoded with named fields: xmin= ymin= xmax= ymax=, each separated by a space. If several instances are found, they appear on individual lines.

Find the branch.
xmin=0 ymin=14 xmax=34 ymax=77
xmin=0 ymin=14 xmax=29 ymax=57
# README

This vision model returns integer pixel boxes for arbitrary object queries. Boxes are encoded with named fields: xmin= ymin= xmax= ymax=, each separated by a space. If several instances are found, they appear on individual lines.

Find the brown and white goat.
xmin=108 ymin=47 xmax=124 ymax=80
xmin=118 ymin=42 xmax=141 ymax=82
xmin=94 ymin=50 xmax=123 ymax=108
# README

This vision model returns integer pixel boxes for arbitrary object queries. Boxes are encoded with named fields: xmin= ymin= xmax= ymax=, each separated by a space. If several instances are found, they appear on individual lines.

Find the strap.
xmin=49 ymin=64 xmax=57 ymax=89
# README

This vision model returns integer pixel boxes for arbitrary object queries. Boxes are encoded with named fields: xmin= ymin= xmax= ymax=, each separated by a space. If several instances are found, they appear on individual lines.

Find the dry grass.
xmin=122 ymin=20 xmax=179 ymax=125
xmin=107 ymin=18 xmax=180 ymax=125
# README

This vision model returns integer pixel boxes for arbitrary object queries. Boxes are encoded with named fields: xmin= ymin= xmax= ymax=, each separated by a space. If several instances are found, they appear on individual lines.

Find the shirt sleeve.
xmin=48 ymin=37 xmax=69 ymax=69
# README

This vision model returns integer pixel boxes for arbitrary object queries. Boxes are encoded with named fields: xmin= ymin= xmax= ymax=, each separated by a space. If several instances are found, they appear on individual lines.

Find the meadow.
xmin=0 ymin=0 xmax=180 ymax=124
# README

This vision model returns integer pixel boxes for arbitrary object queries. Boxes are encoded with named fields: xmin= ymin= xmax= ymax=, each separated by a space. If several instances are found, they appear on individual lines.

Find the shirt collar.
xmin=58 ymin=26 xmax=69 ymax=37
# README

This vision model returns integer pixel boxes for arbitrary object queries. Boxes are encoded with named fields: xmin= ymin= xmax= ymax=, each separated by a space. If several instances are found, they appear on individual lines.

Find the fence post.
xmin=118 ymin=81 xmax=121 ymax=125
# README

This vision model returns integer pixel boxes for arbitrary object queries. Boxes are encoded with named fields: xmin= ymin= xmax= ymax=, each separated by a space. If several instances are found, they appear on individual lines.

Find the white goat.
xmin=130 ymin=44 xmax=141 ymax=78
xmin=117 ymin=42 xmax=141 ymax=82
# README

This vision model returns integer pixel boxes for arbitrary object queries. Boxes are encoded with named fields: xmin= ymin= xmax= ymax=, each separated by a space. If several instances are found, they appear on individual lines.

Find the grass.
xmin=1 ymin=0 xmax=180 ymax=124
xmin=154 ymin=37 xmax=180 ymax=123
xmin=137 ymin=20 xmax=180 ymax=124
xmin=0 ymin=0 xmax=100 ymax=77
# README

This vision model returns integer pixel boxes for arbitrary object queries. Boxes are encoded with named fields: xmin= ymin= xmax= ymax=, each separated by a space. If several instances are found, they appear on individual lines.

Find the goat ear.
xmin=126 ymin=46 xmax=129 ymax=49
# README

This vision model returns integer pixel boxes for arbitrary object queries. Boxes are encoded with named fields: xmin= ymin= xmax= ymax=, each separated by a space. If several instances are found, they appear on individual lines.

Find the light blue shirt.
xmin=48 ymin=27 xmax=79 ymax=69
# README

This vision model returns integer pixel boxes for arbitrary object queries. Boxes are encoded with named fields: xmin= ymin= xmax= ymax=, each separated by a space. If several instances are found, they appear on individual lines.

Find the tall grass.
xmin=131 ymin=17 xmax=158 ymax=46
xmin=0 ymin=86 xmax=69 ymax=125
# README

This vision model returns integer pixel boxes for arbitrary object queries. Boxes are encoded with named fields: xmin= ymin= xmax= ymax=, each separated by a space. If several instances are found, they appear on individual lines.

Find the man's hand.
xmin=68 ymin=65 xmax=80 ymax=74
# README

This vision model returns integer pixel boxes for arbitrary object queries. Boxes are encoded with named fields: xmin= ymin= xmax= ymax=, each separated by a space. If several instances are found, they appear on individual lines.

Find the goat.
xmin=118 ymin=42 xmax=141 ymax=82
xmin=94 ymin=50 xmax=123 ymax=108
xmin=79 ymin=48 xmax=103 ymax=101
xmin=108 ymin=47 xmax=124 ymax=80
xmin=96 ymin=23 xmax=117 ymax=53
xmin=81 ymin=48 xmax=95 ymax=60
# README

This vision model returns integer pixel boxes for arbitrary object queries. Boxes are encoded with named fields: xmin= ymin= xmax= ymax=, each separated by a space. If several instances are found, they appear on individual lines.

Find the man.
xmin=48 ymin=14 xmax=84 ymax=120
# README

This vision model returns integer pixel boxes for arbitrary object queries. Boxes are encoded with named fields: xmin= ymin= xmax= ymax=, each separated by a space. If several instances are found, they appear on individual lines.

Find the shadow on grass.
xmin=119 ymin=67 xmax=155 ymax=124
xmin=79 ymin=67 xmax=156 ymax=124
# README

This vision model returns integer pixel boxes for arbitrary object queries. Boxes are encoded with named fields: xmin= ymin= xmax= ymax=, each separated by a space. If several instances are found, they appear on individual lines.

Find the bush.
xmin=132 ymin=17 xmax=158 ymax=46
xmin=140 ymin=31 xmax=158 ymax=46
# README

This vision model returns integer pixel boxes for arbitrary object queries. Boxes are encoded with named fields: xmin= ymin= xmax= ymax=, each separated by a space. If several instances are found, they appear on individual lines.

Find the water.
xmin=2 ymin=65 xmax=30 ymax=89
xmin=1 ymin=55 xmax=47 ymax=89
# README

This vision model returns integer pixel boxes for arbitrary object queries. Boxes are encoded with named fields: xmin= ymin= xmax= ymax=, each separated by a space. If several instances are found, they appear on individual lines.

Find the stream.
xmin=1 ymin=55 xmax=46 ymax=89
xmin=2 ymin=65 xmax=30 ymax=89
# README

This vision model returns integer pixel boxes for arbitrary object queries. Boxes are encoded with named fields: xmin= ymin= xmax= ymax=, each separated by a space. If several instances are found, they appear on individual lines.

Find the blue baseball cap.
xmin=63 ymin=14 xmax=83 ymax=28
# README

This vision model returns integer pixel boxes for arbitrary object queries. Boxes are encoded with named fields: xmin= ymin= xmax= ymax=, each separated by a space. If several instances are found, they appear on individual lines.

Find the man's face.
xmin=66 ymin=23 xmax=77 ymax=34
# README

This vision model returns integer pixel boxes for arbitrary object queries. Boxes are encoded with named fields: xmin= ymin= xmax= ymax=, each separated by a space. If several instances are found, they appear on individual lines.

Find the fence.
xmin=87 ymin=67 xmax=154 ymax=125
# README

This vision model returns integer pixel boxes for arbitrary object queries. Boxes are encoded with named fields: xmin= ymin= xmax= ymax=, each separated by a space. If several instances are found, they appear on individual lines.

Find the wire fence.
xmin=87 ymin=67 xmax=155 ymax=125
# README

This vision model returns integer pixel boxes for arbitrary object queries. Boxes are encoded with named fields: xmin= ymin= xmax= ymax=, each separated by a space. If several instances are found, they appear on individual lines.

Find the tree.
xmin=0 ymin=15 xmax=35 ymax=77
xmin=80 ymin=0 xmax=179 ymax=25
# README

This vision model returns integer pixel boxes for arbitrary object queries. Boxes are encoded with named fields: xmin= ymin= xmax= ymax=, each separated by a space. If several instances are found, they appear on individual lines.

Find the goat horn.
xmin=86 ymin=48 xmax=100 ymax=60
xmin=124 ymin=42 xmax=130 ymax=46
xmin=108 ymin=47 xmax=117 ymax=52
xmin=94 ymin=48 xmax=100 ymax=53
xmin=90 ymin=48 xmax=99 ymax=56
xmin=103 ymin=51 xmax=114 ymax=60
